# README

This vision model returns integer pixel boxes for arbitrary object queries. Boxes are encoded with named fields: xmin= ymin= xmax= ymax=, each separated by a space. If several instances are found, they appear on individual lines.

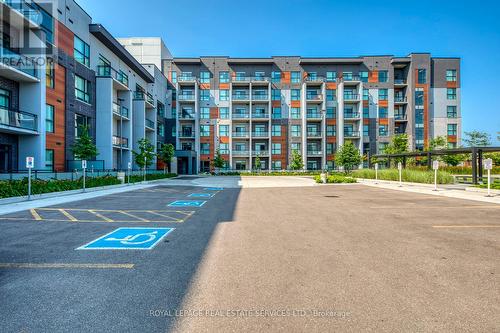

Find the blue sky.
xmin=78 ymin=0 xmax=500 ymax=145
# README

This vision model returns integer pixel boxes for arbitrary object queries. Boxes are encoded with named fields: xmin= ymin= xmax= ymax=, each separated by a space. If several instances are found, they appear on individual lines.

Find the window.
xmin=74 ymin=114 xmax=90 ymax=137
xmin=171 ymin=71 xmax=177 ymax=83
xmin=219 ymin=125 xmax=229 ymax=136
xmin=447 ymin=124 xmax=457 ymax=136
xmin=219 ymin=71 xmax=229 ymax=83
xmin=326 ymin=125 xmax=336 ymax=136
xmin=360 ymin=71 xmax=368 ymax=82
xmin=219 ymin=107 xmax=229 ymax=119
xmin=379 ymin=125 xmax=388 ymax=136
xmin=291 ymin=125 xmax=301 ymax=137
xmin=272 ymin=143 xmax=282 ymax=155
xmin=378 ymin=71 xmax=388 ymax=83
xmin=74 ymin=35 xmax=90 ymax=67
xmin=157 ymin=102 xmax=165 ymax=118
xmin=171 ymin=107 xmax=176 ymax=119
xmin=326 ymin=89 xmax=336 ymax=101
xmin=157 ymin=123 xmax=165 ymax=136
xmin=379 ymin=107 xmax=388 ymax=118
xmin=200 ymin=125 xmax=210 ymax=136
xmin=45 ymin=149 xmax=54 ymax=171
xmin=417 ymin=69 xmax=426 ymax=84
xmin=363 ymin=107 xmax=369 ymax=119
xmin=75 ymin=75 xmax=90 ymax=103
xmin=291 ymin=89 xmax=301 ymax=101
xmin=291 ymin=107 xmax=301 ymax=119
xmin=326 ymin=143 xmax=335 ymax=155
xmin=35 ymin=3 xmax=54 ymax=44
xmin=200 ymin=107 xmax=210 ymax=119
xmin=326 ymin=107 xmax=336 ymax=119
xmin=363 ymin=89 xmax=369 ymax=101
xmin=378 ymin=142 xmax=389 ymax=154
xmin=200 ymin=143 xmax=210 ymax=155
xmin=46 ymin=104 xmax=54 ymax=133
xmin=272 ymin=160 xmax=282 ymax=170
xmin=219 ymin=143 xmax=229 ymax=154
xmin=343 ymin=72 xmax=353 ymax=80
xmin=200 ymin=71 xmax=210 ymax=83
xmin=272 ymin=125 xmax=281 ymax=136
xmin=378 ymin=89 xmax=388 ymax=101
xmin=291 ymin=143 xmax=301 ymax=152
xmin=255 ymin=71 xmax=265 ymax=79
xmin=326 ymin=71 xmax=337 ymax=82
xmin=220 ymin=89 xmax=229 ymax=101
xmin=46 ymin=59 xmax=54 ymax=88
xmin=272 ymin=107 xmax=281 ymax=119
xmin=447 ymin=106 xmax=457 ymax=118
xmin=363 ymin=125 xmax=369 ymax=136
xmin=291 ymin=71 xmax=301 ymax=83
xmin=447 ymin=88 xmax=457 ymax=100
xmin=272 ymin=89 xmax=281 ymax=101
xmin=272 ymin=71 xmax=281 ymax=83
xmin=200 ymin=89 xmax=210 ymax=101
xmin=415 ymin=88 xmax=424 ymax=106
xmin=446 ymin=69 xmax=457 ymax=82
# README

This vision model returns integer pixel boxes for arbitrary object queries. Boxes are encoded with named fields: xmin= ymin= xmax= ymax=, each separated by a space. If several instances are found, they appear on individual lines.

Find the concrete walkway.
xmin=357 ymin=178 xmax=500 ymax=204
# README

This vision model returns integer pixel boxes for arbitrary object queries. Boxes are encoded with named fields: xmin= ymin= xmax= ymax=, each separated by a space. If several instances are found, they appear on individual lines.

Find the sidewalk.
xmin=357 ymin=178 xmax=500 ymax=204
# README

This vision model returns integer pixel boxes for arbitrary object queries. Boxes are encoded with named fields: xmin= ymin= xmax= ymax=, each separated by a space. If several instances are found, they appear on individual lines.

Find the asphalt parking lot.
xmin=0 ymin=182 xmax=499 ymax=332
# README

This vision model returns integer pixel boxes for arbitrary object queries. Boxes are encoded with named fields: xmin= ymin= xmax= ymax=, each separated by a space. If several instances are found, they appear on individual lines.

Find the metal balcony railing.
xmin=307 ymin=150 xmax=323 ymax=156
xmin=233 ymin=76 xmax=251 ymax=82
xmin=112 ymin=136 xmax=128 ymax=148
xmin=179 ymin=112 xmax=195 ymax=119
xmin=395 ymin=96 xmax=408 ymax=103
xmin=145 ymin=119 xmax=155 ymax=129
xmin=0 ymin=46 xmax=37 ymax=78
xmin=395 ymin=113 xmax=407 ymax=121
xmin=97 ymin=65 xmax=129 ymax=87
xmin=344 ymin=131 xmax=360 ymax=138
xmin=344 ymin=94 xmax=360 ymax=100
xmin=342 ymin=75 xmax=361 ymax=82
xmin=307 ymin=112 xmax=322 ymax=119
xmin=344 ymin=112 xmax=361 ymax=119
xmin=252 ymin=94 xmax=269 ymax=100
xmin=253 ymin=150 xmax=269 ymax=156
xmin=232 ymin=150 xmax=249 ymax=156
xmin=178 ymin=75 xmax=197 ymax=82
xmin=252 ymin=113 xmax=269 ymax=119
xmin=394 ymin=79 xmax=407 ymax=84
xmin=306 ymin=94 xmax=323 ymax=101
xmin=233 ymin=93 xmax=250 ymax=100
xmin=252 ymin=132 xmax=269 ymax=137
xmin=232 ymin=132 xmax=249 ymax=138
xmin=307 ymin=132 xmax=322 ymax=138
xmin=232 ymin=112 xmax=250 ymax=119
xmin=0 ymin=107 xmax=37 ymax=132
xmin=305 ymin=76 xmax=325 ymax=82
xmin=178 ymin=131 xmax=195 ymax=138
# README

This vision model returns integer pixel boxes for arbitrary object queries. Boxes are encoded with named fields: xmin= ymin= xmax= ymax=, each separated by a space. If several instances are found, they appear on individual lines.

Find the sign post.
xmin=82 ymin=160 xmax=87 ymax=192
xmin=127 ymin=162 xmax=131 ymax=185
xmin=484 ymin=158 xmax=493 ymax=197
xmin=398 ymin=162 xmax=403 ymax=187
xmin=143 ymin=156 xmax=147 ymax=182
xmin=26 ymin=157 xmax=34 ymax=201
xmin=432 ymin=160 xmax=439 ymax=192
xmin=375 ymin=163 xmax=379 ymax=184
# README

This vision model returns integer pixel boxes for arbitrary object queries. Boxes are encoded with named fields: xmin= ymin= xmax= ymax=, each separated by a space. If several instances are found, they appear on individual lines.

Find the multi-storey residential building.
xmin=162 ymin=54 xmax=461 ymax=172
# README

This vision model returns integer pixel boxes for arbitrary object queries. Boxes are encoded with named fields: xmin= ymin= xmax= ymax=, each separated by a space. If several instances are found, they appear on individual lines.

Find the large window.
xmin=415 ymin=89 xmax=424 ymax=106
xmin=45 ymin=149 xmax=54 ymax=171
xmin=272 ymin=143 xmax=282 ymax=155
xmin=219 ymin=71 xmax=229 ymax=83
xmin=75 ymin=114 xmax=90 ymax=137
xmin=291 ymin=143 xmax=301 ymax=152
xmin=200 ymin=107 xmax=210 ymax=119
xmin=360 ymin=71 xmax=369 ymax=82
xmin=157 ymin=123 xmax=165 ymax=136
xmin=272 ymin=125 xmax=281 ymax=136
xmin=200 ymin=71 xmax=210 ymax=83
xmin=291 ymin=71 xmax=301 ymax=83
xmin=363 ymin=89 xmax=369 ymax=101
xmin=447 ymin=88 xmax=457 ymax=100
xmin=378 ymin=89 xmax=388 ymax=101
xmin=447 ymin=106 xmax=457 ymax=118
xmin=291 ymin=89 xmax=301 ymax=101
xmin=46 ymin=59 xmax=54 ymax=88
xmin=74 ymin=35 xmax=90 ymax=67
xmin=379 ymin=107 xmax=388 ymax=118
xmin=378 ymin=71 xmax=388 ymax=83
xmin=200 ymin=143 xmax=210 ymax=155
xmin=219 ymin=143 xmax=229 ymax=154
xmin=220 ymin=90 xmax=229 ymax=101
xmin=219 ymin=107 xmax=229 ymax=119
xmin=219 ymin=125 xmax=229 ymax=136
xmin=272 ymin=107 xmax=281 ymax=119
xmin=446 ymin=69 xmax=457 ymax=82
xmin=271 ymin=71 xmax=281 ymax=83
xmin=200 ymin=125 xmax=210 ymax=136
xmin=199 ymin=89 xmax=210 ymax=101
xmin=447 ymin=124 xmax=457 ymax=136
xmin=291 ymin=107 xmax=301 ymax=119
xmin=75 ymin=75 xmax=91 ymax=104
xmin=272 ymin=160 xmax=282 ymax=170
xmin=326 ymin=125 xmax=336 ymax=136
xmin=46 ymin=104 xmax=54 ymax=133
xmin=326 ymin=89 xmax=335 ymax=101
xmin=379 ymin=125 xmax=388 ymax=136
xmin=417 ymin=69 xmax=426 ymax=84
xmin=326 ymin=71 xmax=337 ymax=82
xmin=272 ymin=89 xmax=281 ymax=101
xmin=291 ymin=125 xmax=301 ymax=137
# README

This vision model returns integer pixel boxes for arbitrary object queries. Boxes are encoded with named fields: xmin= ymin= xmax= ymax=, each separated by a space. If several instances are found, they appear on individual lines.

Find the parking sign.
xmin=26 ymin=157 xmax=34 ymax=169
xmin=484 ymin=158 xmax=493 ymax=170
xmin=433 ymin=160 xmax=439 ymax=170
xmin=81 ymin=160 xmax=87 ymax=169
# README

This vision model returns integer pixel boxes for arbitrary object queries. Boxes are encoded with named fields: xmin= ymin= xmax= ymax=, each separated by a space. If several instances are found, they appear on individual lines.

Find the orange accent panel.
xmin=56 ymin=21 xmax=74 ymax=56
xmin=368 ymin=71 xmax=378 ymax=83
xmin=46 ymin=62 xmax=66 ymax=172
xmin=272 ymin=101 xmax=281 ymax=108
xmin=326 ymin=83 xmax=337 ymax=90
xmin=210 ymin=107 xmax=219 ymax=119
xmin=363 ymin=119 xmax=370 ymax=125
xmin=219 ymin=83 xmax=229 ymax=90
xmin=379 ymin=100 xmax=388 ymax=107
xmin=379 ymin=118 xmax=389 ymax=125
xmin=281 ymin=72 xmax=290 ymax=84
xmin=446 ymin=81 xmax=457 ymax=88
xmin=326 ymin=119 xmax=337 ymax=126
xmin=199 ymin=83 xmax=210 ymax=90
xmin=219 ymin=137 xmax=229 ymax=144
xmin=448 ymin=135 xmax=457 ymax=143
xmin=363 ymin=100 xmax=369 ymax=108
xmin=291 ymin=101 xmax=301 ymax=108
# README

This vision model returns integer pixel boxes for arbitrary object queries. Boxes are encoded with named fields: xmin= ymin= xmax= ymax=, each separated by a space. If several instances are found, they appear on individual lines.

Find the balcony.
xmin=178 ymin=93 xmax=195 ymax=102
xmin=179 ymin=111 xmax=195 ymax=120
xmin=232 ymin=76 xmax=251 ymax=83
xmin=306 ymin=94 xmax=323 ymax=102
xmin=394 ymin=79 xmax=407 ymax=85
xmin=0 ymin=46 xmax=38 ymax=81
xmin=232 ymin=150 xmax=250 ymax=156
xmin=344 ymin=131 xmax=360 ymax=138
xmin=113 ymin=103 xmax=129 ymax=119
xmin=251 ymin=76 xmax=270 ymax=83
xmin=232 ymin=112 xmax=250 ymax=119
xmin=1 ymin=0 xmax=41 ymax=27
xmin=307 ymin=131 xmax=322 ymax=138
xmin=343 ymin=94 xmax=360 ymax=102
xmin=252 ymin=93 xmax=269 ymax=101
xmin=112 ymin=136 xmax=129 ymax=148
xmin=307 ymin=150 xmax=323 ymax=156
xmin=252 ymin=112 xmax=269 ymax=119
xmin=305 ymin=76 xmax=325 ymax=83
xmin=342 ymin=75 xmax=361 ymax=82
xmin=97 ymin=65 xmax=129 ymax=88
xmin=307 ymin=111 xmax=322 ymax=120
xmin=395 ymin=96 xmax=408 ymax=103
xmin=344 ymin=112 xmax=361 ymax=120
xmin=252 ymin=131 xmax=269 ymax=138
xmin=0 ymin=108 xmax=37 ymax=133
xmin=178 ymin=75 xmax=197 ymax=83
xmin=232 ymin=131 xmax=250 ymax=138
xmin=395 ymin=113 xmax=408 ymax=121
xmin=134 ymin=91 xmax=155 ymax=106
xmin=178 ymin=130 xmax=195 ymax=138
xmin=145 ymin=118 xmax=155 ymax=130
xmin=253 ymin=150 xmax=269 ymax=156
xmin=232 ymin=93 xmax=250 ymax=101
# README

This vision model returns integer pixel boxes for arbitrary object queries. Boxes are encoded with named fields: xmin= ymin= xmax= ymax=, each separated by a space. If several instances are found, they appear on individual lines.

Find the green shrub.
xmin=126 ymin=173 xmax=177 ymax=183
xmin=408 ymin=165 xmax=500 ymax=175
xmin=352 ymin=169 xmax=454 ymax=184
xmin=314 ymin=174 xmax=357 ymax=184
xmin=477 ymin=180 xmax=500 ymax=190
xmin=218 ymin=171 xmax=322 ymax=176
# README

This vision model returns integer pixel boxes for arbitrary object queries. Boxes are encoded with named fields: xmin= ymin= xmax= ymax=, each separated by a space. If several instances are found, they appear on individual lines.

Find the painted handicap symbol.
xmin=77 ymin=228 xmax=174 ymax=250
xmin=168 ymin=200 xmax=206 ymax=207
xmin=106 ymin=231 xmax=159 ymax=245
xmin=204 ymin=187 xmax=224 ymax=191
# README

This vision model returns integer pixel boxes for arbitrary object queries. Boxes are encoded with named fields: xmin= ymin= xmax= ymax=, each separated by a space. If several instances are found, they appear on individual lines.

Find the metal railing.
xmin=344 ymin=94 xmax=360 ymax=100
xmin=342 ymin=75 xmax=361 ymax=82
xmin=307 ymin=112 xmax=322 ymax=119
xmin=251 ymin=77 xmax=270 ymax=82
xmin=307 ymin=132 xmax=322 ymax=138
xmin=0 ymin=107 xmax=37 ymax=131
xmin=0 ymin=45 xmax=37 ymax=78
xmin=232 ymin=132 xmax=249 ymax=138
xmin=179 ymin=112 xmax=195 ymax=119
xmin=307 ymin=150 xmax=323 ymax=156
xmin=252 ymin=132 xmax=269 ymax=137
xmin=232 ymin=113 xmax=250 ymax=119
xmin=97 ymin=65 xmax=129 ymax=87
xmin=344 ymin=112 xmax=361 ymax=119
xmin=232 ymin=93 xmax=250 ymax=100
xmin=112 ymin=136 xmax=128 ymax=148
xmin=344 ymin=131 xmax=360 ymax=138
xmin=134 ymin=91 xmax=154 ymax=105
xmin=232 ymin=150 xmax=250 ymax=156
xmin=112 ymin=103 xmax=129 ymax=118
xmin=252 ymin=113 xmax=269 ymax=119
xmin=305 ymin=76 xmax=325 ymax=82
xmin=394 ymin=79 xmax=407 ymax=84
xmin=145 ymin=118 xmax=155 ymax=129
xmin=395 ymin=113 xmax=407 ymax=120
xmin=232 ymin=76 xmax=251 ymax=82
xmin=252 ymin=150 xmax=269 ymax=156
xmin=395 ymin=96 xmax=407 ymax=103
xmin=178 ymin=130 xmax=195 ymax=138
xmin=252 ymin=94 xmax=269 ymax=100
xmin=178 ymin=93 xmax=195 ymax=101
xmin=178 ymin=75 xmax=197 ymax=82
xmin=306 ymin=94 xmax=323 ymax=101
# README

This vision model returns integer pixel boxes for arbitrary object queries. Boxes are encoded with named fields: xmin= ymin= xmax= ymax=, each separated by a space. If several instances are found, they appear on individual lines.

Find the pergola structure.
xmin=370 ymin=147 xmax=500 ymax=184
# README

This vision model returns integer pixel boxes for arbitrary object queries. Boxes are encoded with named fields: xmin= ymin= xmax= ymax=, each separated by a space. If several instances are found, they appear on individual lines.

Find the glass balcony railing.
xmin=97 ymin=65 xmax=129 ymax=87
xmin=112 ymin=136 xmax=128 ymax=148
xmin=232 ymin=150 xmax=249 ymax=156
xmin=179 ymin=112 xmax=195 ymax=119
xmin=252 ymin=94 xmax=269 ymax=100
xmin=178 ymin=93 xmax=195 ymax=101
xmin=395 ymin=113 xmax=407 ymax=121
xmin=252 ymin=132 xmax=269 ymax=137
xmin=394 ymin=79 xmax=407 ymax=85
xmin=344 ymin=131 xmax=360 ymax=138
xmin=113 ymin=103 xmax=129 ymax=118
xmin=178 ymin=75 xmax=196 ymax=82
xmin=233 ymin=76 xmax=251 ymax=82
xmin=306 ymin=94 xmax=323 ymax=101
xmin=307 ymin=131 xmax=322 ymax=138
xmin=395 ymin=96 xmax=407 ymax=103
xmin=145 ymin=118 xmax=155 ymax=129
xmin=305 ymin=76 xmax=325 ymax=82
xmin=233 ymin=93 xmax=250 ymax=100
xmin=307 ymin=112 xmax=322 ymax=119
xmin=0 ymin=107 xmax=37 ymax=132
xmin=232 ymin=131 xmax=249 ymax=138
xmin=307 ymin=150 xmax=323 ymax=156
xmin=344 ymin=94 xmax=360 ymax=100
xmin=0 ymin=46 xmax=37 ymax=78
xmin=1 ymin=0 xmax=40 ymax=24
xmin=178 ymin=130 xmax=195 ymax=138
xmin=253 ymin=150 xmax=269 ymax=156
xmin=252 ymin=113 xmax=269 ymax=119
xmin=344 ymin=112 xmax=361 ymax=119
xmin=251 ymin=76 xmax=269 ymax=82
xmin=232 ymin=112 xmax=250 ymax=119
xmin=134 ymin=91 xmax=154 ymax=105
xmin=342 ymin=75 xmax=360 ymax=82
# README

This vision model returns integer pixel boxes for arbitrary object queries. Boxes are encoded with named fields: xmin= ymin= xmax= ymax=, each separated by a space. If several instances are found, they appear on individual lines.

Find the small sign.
xmin=77 ymin=227 xmax=174 ymax=250
xmin=484 ymin=158 xmax=493 ymax=171
xmin=81 ymin=160 xmax=87 ymax=169
xmin=397 ymin=162 xmax=402 ymax=170
xmin=128 ymin=162 xmax=132 ymax=169
xmin=375 ymin=163 xmax=379 ymax=170
xmin=433 ymin=160 xmax=439 ymax=170
xmin=26 ymin=157 xmax=34 ymax=169
xmin=168 ymin=200 xmax=206 ymax=208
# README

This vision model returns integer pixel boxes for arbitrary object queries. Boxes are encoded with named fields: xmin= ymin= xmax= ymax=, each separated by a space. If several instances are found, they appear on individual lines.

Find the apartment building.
xmin=162 ymin=55 xmax=461 ymax=172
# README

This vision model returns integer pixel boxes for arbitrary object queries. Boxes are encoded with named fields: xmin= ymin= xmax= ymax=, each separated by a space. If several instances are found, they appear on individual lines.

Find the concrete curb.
xmin=465 ymin=187 xmax=500 ymax=195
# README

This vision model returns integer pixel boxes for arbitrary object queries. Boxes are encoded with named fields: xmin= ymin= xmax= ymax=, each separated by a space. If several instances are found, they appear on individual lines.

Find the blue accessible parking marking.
xmin=168 ymin=200 xmax=207 ymax=208
xmin=77 ymin=227 xmax=174 ymax=250
xmin=188 ymin=193 xmax=214 ymax=198
xmin=204 ymin=187 xmax=224 ymax=191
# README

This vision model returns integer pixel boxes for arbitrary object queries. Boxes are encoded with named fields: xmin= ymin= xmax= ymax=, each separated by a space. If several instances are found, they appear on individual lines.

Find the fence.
xmin=0 ymin=169 xmax=165 ymax=181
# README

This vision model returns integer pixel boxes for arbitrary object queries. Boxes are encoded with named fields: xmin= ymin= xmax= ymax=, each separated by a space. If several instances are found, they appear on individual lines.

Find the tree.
xmin=157 ymin=143 xmax=175 ymax=173
xmin=254 ymin=155 xmax=261 ymax=171
xmin=212 ymin=149 xmax=225 ymax=174
xmin=289 ymin=150 xmax=304 ymax=170
xmin=335 ymin=141 xmax=362 ymax=173
xmin=72 ymin=125 xmax=98 ymax=161
xmin=133 ymin=138 xmax=155 ymax=169
xmin=463 ymin=131 xmax=492 ymax=147
xmin=427 ymin=135 xmax=466 ymax=166
xmin=428 ymin=136 xmax=447 ymax=151
xmin=384 ymin=134 xmax=409 ymax=166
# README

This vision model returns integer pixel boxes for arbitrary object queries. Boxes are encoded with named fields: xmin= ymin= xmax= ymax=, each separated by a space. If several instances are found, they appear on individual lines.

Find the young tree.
xmin=428 ymin=136 xmax=447 ymax=151
xmin=72 ymin=125 xmax=98 ymax=161
xmin=384 ymin=134 xmax=409 ymax=166
xmin=463 ymin=131 xmax=492 ymax=147
xmin=133 ymin=138 xmax=155 ymax=169
xmin=157 ymin=143 xmax=175 ymax=173
xmin=212 ymin=149 xmax=225 ymax=174
xmin=254 ymin=155 xmax=261 ymax=171
xmin=335 ymin=141 xmax=362 ymax=173
xmin=289 ymin=150 xmax=304 ymax=170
